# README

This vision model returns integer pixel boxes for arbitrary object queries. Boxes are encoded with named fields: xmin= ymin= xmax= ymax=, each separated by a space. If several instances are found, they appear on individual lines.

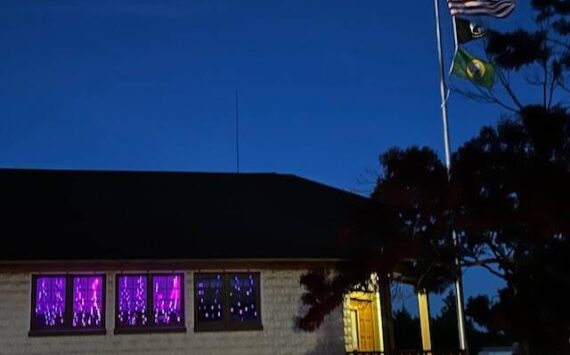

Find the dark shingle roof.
xmin=0 ymin=169 xmax=367 ymax=261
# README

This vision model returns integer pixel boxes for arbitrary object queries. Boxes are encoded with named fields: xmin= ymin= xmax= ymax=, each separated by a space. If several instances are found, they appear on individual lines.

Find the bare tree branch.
xmin=451 ymin=84 xmax=519 ymax=112
xmin=543 ymin=59 xmax=549 ymax=108
xmin=496 ymin=69 xmax=524 ymax=110
xmin=461 ymin=257 xmax=507 ymax=280
xmin=548 ymin=70 xmax=558 ymax=109
xmin=546 ymin=38 xmax=570 ymax=51
xmin=524 ymin=72 xmax=544 ymax=86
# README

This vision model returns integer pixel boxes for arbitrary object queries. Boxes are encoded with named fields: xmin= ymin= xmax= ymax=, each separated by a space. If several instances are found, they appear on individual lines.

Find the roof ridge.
xmin=0 ymin=167 xmax=281 ymax=176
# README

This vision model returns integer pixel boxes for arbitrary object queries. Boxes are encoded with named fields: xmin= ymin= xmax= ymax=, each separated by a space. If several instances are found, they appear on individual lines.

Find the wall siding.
xmin=0 ymin=270 xmax=344 ymax=355
xmin=342 ymin=296 xmax=355 ymax=353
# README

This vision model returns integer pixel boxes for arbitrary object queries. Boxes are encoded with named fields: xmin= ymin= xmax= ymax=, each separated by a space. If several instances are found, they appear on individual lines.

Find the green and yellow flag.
xmin=451 ymin=48 xmax=494 ymax=88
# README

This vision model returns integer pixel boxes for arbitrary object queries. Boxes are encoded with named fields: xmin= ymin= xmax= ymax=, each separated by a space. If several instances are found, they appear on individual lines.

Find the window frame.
xmin=194 ymin=272 xmax=262 ymax=332
xmin=114 ymin=272 xmax=186 ymax=334
xmin=29 ymin=274 xmax=107 ymax=337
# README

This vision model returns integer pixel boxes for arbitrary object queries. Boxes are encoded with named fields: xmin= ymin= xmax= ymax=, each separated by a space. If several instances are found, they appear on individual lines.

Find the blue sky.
xmin=1 ymin=0 xmax=538 ymax=311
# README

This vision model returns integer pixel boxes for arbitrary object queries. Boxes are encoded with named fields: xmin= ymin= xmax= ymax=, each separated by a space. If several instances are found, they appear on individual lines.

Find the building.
xmin=1 ymin=168 xmax=419 ymax=355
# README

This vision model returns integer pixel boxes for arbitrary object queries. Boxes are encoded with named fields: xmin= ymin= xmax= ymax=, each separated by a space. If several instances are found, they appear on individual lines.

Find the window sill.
xmin=194 ymin=323 xmax=263 ymax=332
xmin=28 ymin=329 xmax=106 ymax=337
xmin=114 ymin=326 xmax=187 ymax=335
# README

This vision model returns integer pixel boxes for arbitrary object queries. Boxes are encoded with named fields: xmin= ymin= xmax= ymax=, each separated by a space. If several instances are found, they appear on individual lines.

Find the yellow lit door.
xmin=351 ymin=298 xmax=376 ymax=351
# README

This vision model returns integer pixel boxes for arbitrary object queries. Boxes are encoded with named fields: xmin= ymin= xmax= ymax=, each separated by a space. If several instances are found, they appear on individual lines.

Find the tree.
xmin=452 ymin=2 xmax=570 ymax=352
xmin=297 ymin=147 xmax=459 ymax=332
xmin=453 ymin=107 xmax=570 ymax=354
xmin=431 ymin=291 xmax=511 ymax=354
xmin=392 ymin=306 xmax=421 ymax=350
xmin=299 ymin=117 xmax=570 ymax=353
xmin=298 ymin=1 xmax=570 ymax=353
xmin=453 ymin=0 xmax=570 ymax=112
xmin=389 ymin=291 xmax=511 ymax=353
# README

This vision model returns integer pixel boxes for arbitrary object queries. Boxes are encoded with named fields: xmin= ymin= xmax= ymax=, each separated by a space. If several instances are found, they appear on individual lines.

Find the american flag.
xmin=447 ymin=0 xmax=516 ymax=18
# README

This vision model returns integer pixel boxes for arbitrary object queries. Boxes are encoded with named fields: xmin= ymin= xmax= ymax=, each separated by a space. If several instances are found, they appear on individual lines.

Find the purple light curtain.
xmin=34 ymin=276 xmax=66 ymax=328
xmin=152 ymin=274 xmax=183 ymax=326
xmin=72 ymin=276 xmax=104 ymax=328
xmin=117 ymin=275 xmax=148 ymax=327
xmin=229 ymin=274 xmax=259 ymax=322
xmin=195 ymin=274 xmax=223 ymax=321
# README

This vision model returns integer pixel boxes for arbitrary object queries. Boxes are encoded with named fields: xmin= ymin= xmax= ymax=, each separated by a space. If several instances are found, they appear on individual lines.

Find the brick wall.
xmin=0 ymin=270 xmax=344 ymax=355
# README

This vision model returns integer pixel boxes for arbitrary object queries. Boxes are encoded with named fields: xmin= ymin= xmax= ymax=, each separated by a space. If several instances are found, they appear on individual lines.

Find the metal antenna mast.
xmin=235 ymin=89 xmax=240 ymax=173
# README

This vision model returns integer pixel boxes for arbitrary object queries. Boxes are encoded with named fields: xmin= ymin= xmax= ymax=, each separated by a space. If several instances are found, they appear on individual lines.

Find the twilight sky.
xmin=1 ymin=0 xmax=537 ymax=311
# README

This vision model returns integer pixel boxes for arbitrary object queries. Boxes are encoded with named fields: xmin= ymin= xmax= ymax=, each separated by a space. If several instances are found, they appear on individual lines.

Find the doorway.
xmin=347 ymin=291 xmax=382 ymax=352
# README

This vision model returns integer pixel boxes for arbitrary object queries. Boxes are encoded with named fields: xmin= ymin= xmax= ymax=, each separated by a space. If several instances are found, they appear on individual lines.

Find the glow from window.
xmin=117 ymin=275 xmax=148 ymax=327
xmin=152 ymin=275 xmax=182 ymax=326
xmin=34 ymin=277 xmax=66 ymax=328
xmin=72 ymin=276 xmax=103 ymax=328
xmin=195 ymin=274 xmax=223 ymax=321
xmin=229 ymin=274 xmax=259 ymax=322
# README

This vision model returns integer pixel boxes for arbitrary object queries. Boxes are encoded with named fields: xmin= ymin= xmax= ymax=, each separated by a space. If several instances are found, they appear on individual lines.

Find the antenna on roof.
xmin=235 ymin=89 xmax=240 ymax=173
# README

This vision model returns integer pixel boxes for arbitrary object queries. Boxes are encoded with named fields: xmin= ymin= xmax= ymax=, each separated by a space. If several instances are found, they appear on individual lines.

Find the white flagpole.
xmin=433 ymin=0 xmax=468 ymax=352
xmin=434 ymin=0 xmax=452 ymax=168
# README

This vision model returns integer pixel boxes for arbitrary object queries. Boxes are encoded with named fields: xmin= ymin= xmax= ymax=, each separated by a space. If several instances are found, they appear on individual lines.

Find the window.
xmin=30 ymin=274 xmax=106 ymax=336
xmin=194 ymin=273 xmax=261 ymax=331
xmin=115 ymin=273 xmax=185 ymax=333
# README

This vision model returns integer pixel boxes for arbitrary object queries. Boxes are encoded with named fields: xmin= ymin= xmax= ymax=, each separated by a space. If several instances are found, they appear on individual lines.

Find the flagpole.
xmin=452 ymin=16 xmax=460 ymax=56
xmin=433 ymin=0 xmax=468 ymax=353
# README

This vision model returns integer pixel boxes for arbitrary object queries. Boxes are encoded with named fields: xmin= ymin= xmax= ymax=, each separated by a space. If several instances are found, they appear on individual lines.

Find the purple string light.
xmin=196 ymin=274 xmax=223 ymax=321
xmin=229 ymin=274 xmax=258 ymax=322
xmin=34 ymin=277 xmax=66 ymax=328
xmin=117 ymin=275 xmax=148 ymax=327
xmin=72 ymin=276 xmax=103 ymax=328
xmin=153 ymin=275 xmax=182 ymax=326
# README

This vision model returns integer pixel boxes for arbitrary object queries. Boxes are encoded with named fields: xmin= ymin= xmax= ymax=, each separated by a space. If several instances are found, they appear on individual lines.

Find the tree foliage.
xmin=453 ymin=0 xmax=570 ymax=112
xmin=393 ymin=306 xmax=422 ymax=350
xmin=432 ymin=292 xmax=510 ymax=353
xmin=298 ymin=1 xmax=570 ymax=353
